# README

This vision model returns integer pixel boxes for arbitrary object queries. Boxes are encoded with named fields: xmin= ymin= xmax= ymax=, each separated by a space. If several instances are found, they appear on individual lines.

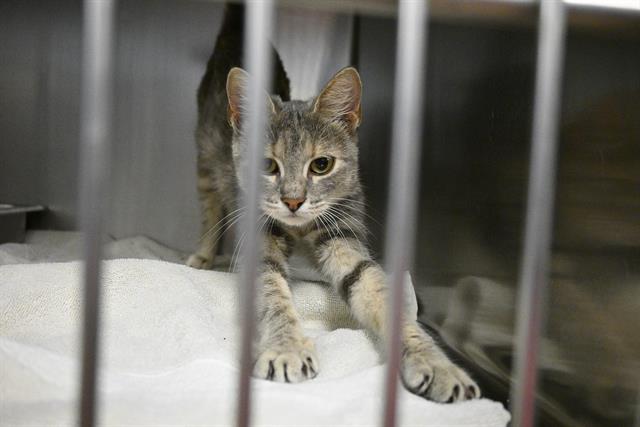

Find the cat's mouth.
xmin=277 ymin=213 xmax=313 ymax=226
xmin=266 ymin=210 xmax=315 ymax=227
xmin=262 ymin=202 xmax=321 ymax=227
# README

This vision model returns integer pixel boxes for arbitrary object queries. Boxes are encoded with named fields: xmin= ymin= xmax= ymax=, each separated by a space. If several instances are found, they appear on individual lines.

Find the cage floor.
xmin=0 ymin=231 xmax=510 ymax=425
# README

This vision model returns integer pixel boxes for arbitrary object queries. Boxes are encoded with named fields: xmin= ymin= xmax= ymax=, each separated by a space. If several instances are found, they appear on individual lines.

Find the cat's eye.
xmin=264 ymin=158 xmax=279 ymax=175
xmin=309 ymin=156 xmax=335 ymax=176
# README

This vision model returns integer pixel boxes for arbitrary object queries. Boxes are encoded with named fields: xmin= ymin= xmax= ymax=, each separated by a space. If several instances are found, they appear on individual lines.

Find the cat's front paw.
xmin=253 ymin=339 xmax=318 ymax=383
xmin=187 ymin=253 xmax=214 ymax=270
xmin=402 ymin=347 xmax=480 ymax=403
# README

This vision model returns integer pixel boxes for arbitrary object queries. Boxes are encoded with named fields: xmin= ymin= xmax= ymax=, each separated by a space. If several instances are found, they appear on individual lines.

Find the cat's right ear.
xmin=226 ymin=67 xmax=276 ymax=130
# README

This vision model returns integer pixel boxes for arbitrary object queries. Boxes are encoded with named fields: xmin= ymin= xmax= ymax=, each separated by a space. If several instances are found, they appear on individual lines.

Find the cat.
xmin=188 ymin=4 xmax=480 ymax=403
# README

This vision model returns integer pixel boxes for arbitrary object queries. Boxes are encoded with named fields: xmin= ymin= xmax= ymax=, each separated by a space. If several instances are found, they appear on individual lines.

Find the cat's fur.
xmin=188 ymin=4 xmax=479 ymax=402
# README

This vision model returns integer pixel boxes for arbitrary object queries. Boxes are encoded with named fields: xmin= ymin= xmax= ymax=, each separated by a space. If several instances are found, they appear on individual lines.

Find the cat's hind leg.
xmin=187 ymin=175 xmax=224 ymax=269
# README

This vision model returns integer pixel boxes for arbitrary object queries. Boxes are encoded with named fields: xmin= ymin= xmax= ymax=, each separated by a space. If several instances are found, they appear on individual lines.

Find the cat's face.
xmin=227 ymin=68 xmax=362 ymax=227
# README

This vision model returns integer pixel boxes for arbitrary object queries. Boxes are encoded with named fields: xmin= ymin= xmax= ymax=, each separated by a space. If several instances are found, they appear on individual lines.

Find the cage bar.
xmin=77 ymin=0 xmax=117 ymax=426
xmin=235 ymin=1 xmax=275 ymax=426
xmin=381 ymin=1 xmax=429 ymax=426
xmin=510 ymin=1 xmax=567 ymax=426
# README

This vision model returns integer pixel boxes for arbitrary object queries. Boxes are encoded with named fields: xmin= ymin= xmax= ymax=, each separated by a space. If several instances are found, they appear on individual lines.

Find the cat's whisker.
xmin=197 ymin=212 xmax=245 ymax=264
xmin=230 ymin=222 xmax=251 ymax=273
xmin=316 ymin=213 xmax=337 ymax=251
xmin=325 ymin=196 xmax=365 ymax=203
xmin=324 ymin=197 xmax=370 ymax=219
xmin=229 ymin=216 xmax=257 ymax=273
xmin=318 ymin=212 xmax=346 ymax=253
xmin=325 ymin=196 xmax=367 ymax=207
xmin=325 ymin=196 xmax=369 ymax=212
xmin=343 ymin=206 xmax=381 ymax=228
xmin=199 ymin=207 xmax=245 ymax=243
xmin=230 ymin=213 xmax=270 ymax=273
xmin=326 ymin=209 xmax=368 ymax=246
xmin=325 ymin=197 xmax=381 ymax=226
xmin=206 ymin=212 xmax=245 ymax=262
xmin=265 ymin=216 xmax=275 ymax=239
xmin=326 ymin=205 xmax=367 ymax=230
xmin=324 ymin=206 xmax=368 ymax=236
xmin=322 ymin=211 xmax=351 ymax=242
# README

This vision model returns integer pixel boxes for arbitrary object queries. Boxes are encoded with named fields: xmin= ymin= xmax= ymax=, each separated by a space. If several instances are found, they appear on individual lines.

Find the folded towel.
xmin=0 ymin=235 xmax=510 ymax=426
xmin=0 ymin=230 xmax=185 ymax=265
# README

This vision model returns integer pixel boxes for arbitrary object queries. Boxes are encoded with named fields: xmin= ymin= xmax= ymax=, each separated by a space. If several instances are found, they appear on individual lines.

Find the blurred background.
xmin=1 ymin=0 xmax=639 ymax=425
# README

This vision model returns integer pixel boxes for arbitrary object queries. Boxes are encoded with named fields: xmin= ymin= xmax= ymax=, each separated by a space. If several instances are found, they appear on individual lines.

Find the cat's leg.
xmin=187 ymin=174 xmax=223 ymax=269
xmin=253 ymin=229 xmax=319 ymax=383
xmin=314 ymin=236 xmax=480 ymax=402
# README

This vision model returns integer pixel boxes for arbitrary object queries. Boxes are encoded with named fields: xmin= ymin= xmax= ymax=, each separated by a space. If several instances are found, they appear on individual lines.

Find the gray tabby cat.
xmin=189 ymin=5 xmax=479 ymax=403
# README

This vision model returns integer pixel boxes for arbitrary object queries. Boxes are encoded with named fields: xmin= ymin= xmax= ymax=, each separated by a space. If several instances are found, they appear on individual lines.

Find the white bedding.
xmin=0 ymin=232 xmax=510 ymax=426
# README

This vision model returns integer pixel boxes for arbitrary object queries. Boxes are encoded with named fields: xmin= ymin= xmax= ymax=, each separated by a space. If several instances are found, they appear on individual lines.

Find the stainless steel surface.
xmin=510 ymin=1 xmax=566 ymax=425
xmin=381 ymin=1 xmax=428 ymax=426
xmin=77 ymin=0 xmax=116 ymax=425
xmin=271 ymin=0 xmax=640 ymax=36
xmin=236 ymin=1 xmax=274 ymax=426
xmin=1 ymin=1 xmax=639 ymax=425
xmin=356 ymin=8 xmax=638 ymax=425
xmin=0 ymin=214 xmax=26 ymax=244
xmin=565 ymin=0 xmax=640 ymax=12
xmin=636 ymin=393 xmax=640 ymax=427
xmin=0 ymin=205 xmax=44 ymax=244
xmin=0 ymin=205 xmax=45 ymax=216
xmin=0 ymin=0 xmax=82 ymax=229
xmin=0 ymin=0 xmax=353 ymax=253
xmin=273 ymin=8 xmax=353 ymax=100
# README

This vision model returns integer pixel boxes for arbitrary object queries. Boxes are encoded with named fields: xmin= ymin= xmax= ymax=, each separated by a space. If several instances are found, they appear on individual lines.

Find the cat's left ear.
xmin=313 ymin=67 xmax=362 ymax=133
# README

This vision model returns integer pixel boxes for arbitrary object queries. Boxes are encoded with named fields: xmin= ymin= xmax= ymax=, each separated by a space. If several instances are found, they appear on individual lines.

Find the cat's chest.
xmin=286 ymin=239 xmax=325 ymax=283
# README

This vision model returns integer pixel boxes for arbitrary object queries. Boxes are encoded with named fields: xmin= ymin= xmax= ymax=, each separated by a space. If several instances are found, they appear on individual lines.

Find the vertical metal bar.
xmin=635 ymin=382 xmax=640 ymax=427
xmin=636 ymin=386 xmax=640 ymax=427
xmin=510 ymin=1 xmax=566 ymax=426
xmin=236 ymin=1 xmax=274 ymax=427
xmin=350 ymin=14 xmax=361 ymax=68
xmin=77 ymin=0 xmax=116 ymax=426
xmin=381 ymin=1 xmax=428 ymax=426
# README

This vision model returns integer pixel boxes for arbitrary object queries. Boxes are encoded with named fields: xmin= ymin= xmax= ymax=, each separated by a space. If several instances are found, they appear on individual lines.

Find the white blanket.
xmin=0 ymin=233 xmax=510 ymax=426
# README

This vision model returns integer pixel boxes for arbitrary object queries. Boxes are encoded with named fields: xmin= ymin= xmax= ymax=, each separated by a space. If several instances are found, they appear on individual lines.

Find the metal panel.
xmin=273 ymin=7 xmax=353 ymax=100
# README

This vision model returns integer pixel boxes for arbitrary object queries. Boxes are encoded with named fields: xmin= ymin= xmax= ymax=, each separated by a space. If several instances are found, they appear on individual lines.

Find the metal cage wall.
xmin=65 ymin=0 xmax=639 ymax=426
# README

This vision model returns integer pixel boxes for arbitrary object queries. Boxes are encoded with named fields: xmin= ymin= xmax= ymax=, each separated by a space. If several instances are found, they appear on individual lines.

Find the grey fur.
xmin=188 ymin=13 xmax=480 ymax=401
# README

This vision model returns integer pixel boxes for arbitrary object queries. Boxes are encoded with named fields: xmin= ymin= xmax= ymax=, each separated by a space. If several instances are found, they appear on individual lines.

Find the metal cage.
xmin=10 ymin=0 xmax=638 ymax=426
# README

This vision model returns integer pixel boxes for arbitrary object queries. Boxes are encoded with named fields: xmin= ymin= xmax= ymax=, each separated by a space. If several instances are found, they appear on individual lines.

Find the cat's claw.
xmin=402 ymin=350 xmax=480 ymax=403
xmin=254 ymin=342 xmax=318 ymax=383
xmin=187 ymin=253 xmax=214 ymax=270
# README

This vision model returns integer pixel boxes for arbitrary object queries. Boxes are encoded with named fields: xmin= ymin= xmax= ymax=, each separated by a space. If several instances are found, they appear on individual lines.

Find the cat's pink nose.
xmin=281 ymin=197 xmax=306 ymax=212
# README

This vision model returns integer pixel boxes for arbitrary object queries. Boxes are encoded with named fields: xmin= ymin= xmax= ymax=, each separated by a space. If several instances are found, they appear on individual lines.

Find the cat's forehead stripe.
xmin=269 ymin=104 xmax=351 ymax=159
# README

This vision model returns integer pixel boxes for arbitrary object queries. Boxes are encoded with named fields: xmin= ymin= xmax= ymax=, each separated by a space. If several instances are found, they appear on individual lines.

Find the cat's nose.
xmin=281 ymin=197 xmax=306 ymax=212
